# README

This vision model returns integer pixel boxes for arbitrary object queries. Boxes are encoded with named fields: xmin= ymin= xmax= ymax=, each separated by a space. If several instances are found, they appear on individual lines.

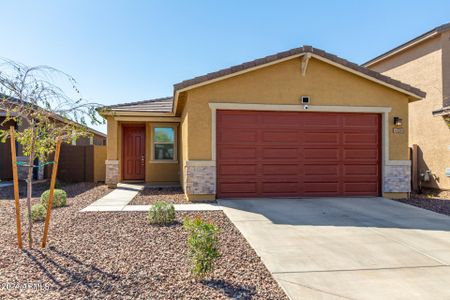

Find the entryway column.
xmin=105 ymin=117 xmax=119 ymax=188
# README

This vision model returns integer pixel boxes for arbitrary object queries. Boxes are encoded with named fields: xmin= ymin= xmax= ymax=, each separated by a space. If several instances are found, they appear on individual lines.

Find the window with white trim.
xmin=153 ymin=127 xmax=176 ymax=160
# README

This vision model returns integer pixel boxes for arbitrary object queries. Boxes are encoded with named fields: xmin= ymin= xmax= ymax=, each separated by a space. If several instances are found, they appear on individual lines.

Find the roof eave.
xmin=363 ymin=22 xmax=450 ymax=67
xmin=99 ymin=109 xmax=175 ymax=117
xmin=432 ymin=106 xmax=450 ymax=117
xmin=363 ymin=32 xmax=439 ymax=67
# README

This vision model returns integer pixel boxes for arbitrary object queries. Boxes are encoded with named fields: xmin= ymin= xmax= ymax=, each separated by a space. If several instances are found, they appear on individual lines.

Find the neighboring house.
xmin=100 ymin=46 xmax=425 ymax=201
xmin=364 ymin=22 xmax=450 ymax=190
xmin=0 ymin=96 xmax=107 ymax=182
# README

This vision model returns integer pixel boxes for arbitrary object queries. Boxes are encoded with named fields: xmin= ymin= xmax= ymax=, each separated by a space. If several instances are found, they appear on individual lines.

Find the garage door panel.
xmin=219 ymin=182 xmax=257 ymax=193
xmin=343 ymin=114 xmax=379 ymax=129
xmin=262 ymin=182 xmax=299 ymax=194
xmin=303 ymin=165 xmax=339 ymax=176
xmin=303 ymin=176 xmax=341 ymax=184
xmin=344 ymin=182 xmax=379 ymax=194
xmin=343 ymin=133 xmax=378 ymax=145
xmin=220 ymin=129 xmax=257 ymax=143
xmin=219 ymin=147 xmax=257 ymax=159
xmin=304 ymin=148 xmax=340 ymax=160
xmin=219 ymin=113 xmax=259 ymax=128
xmin=262 ymin=164 xmax=298 ymax=175
xmin=343 ymin=165 xmax=379 ymax=176
xmin=261 ymin=114 xmax=301 ymax=127
xmin=303 ymin=182 xmax=340 ymax=194
xmin=303 ymin=115 xmax=340 ymax=128
xmin=262 ymin=131 xmax=298 ymax=143
xmin=343 ymin=149 xmax=379 ymax=160
xmin=303 ymin=132 xmax=340 ymax=145
xmin=219 ymin=164 xmax=257 ymax=176
xmin=262 ymin=148 xmax=299 ymax=159
xmin=342 ymin=175 xmax=379 ymax=183
xmin=217 ymin=110 xmax=380 ymax=198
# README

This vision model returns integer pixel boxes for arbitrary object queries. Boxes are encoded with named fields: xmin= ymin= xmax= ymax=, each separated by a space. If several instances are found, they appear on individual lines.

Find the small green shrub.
xmin=184 ymin=217 xmax=220 ymax=278
xmin=40 ymin=189 xmax=67 ymax=208
xmin=29 ymin=204 xmax=47 ymax=222
xmin=147 ymin=201 xmax=176 ymax=225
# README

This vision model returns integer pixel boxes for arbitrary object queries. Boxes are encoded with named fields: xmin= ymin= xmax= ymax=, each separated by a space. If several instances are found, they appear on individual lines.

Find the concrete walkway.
xmin=81 ymin=183 xmax=144 ymax=212
xmin=219 ymin=197 xmax=450 ymax=300
xmin=81 ymin=183 xmax=222 ymax=212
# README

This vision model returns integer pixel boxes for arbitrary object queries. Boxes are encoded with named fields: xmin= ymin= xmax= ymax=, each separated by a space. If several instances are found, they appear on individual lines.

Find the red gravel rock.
xmin=0 ymin=183 xmax=287 ymax=299
xmin=129 ymin=186 xmax=189 ymax=205
xmin=394 ymin=189 xmax=450 ymax=217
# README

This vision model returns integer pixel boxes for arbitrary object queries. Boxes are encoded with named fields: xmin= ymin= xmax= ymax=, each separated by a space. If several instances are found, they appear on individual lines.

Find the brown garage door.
xmin=217 ymin=110 xmax=381 ymax=198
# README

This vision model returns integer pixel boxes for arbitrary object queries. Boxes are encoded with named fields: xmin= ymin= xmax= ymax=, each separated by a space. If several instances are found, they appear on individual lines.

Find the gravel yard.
xmin=0 ymin=183 xmax=286 ymax=299
xmin=394 ymin=188 xmax=450 ymax=217
xmin=129 ymin=186 xmax=190 ymax=205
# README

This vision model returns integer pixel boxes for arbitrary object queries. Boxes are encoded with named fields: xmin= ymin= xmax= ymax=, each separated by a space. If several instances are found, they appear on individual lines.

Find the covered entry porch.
xmin=102 ymin=98 xmax=181 ymax=187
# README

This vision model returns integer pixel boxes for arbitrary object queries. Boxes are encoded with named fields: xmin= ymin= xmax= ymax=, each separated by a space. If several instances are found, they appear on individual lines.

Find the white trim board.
xmin=208 ymin=102 xmax=408 ymax=194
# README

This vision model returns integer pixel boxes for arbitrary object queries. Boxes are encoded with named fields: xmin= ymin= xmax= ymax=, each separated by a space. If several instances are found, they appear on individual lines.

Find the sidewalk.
xmin=80 ymin=183 xmax=144 ymax=212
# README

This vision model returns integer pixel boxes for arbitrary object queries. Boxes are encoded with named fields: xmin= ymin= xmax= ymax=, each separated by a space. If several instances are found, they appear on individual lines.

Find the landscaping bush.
xmin=29 ymin=204 xmax=46 ymax=222
xmin=183 ymin=217 xmax=220 ymax=278
xmin=40 ymin=189 xmax=67 ymax=208
xmin=147 ymin=201 xmax=175 ymax=225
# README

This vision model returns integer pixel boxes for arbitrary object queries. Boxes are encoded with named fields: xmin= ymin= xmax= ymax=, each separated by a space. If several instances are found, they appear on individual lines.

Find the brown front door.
xmin=217 ymin=110 xmax=381 ymax=198
xmin=122 ymin=126 xmax=145 ymax=180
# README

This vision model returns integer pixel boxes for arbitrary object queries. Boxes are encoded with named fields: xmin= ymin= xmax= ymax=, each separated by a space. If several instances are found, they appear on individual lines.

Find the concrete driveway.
xmin=218 ymin=197 xmax=450 ymax=300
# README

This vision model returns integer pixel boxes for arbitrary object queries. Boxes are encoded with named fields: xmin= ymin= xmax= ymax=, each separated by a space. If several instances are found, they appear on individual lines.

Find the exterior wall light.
xmin=393 ymin=117 xmax=403 ymax=126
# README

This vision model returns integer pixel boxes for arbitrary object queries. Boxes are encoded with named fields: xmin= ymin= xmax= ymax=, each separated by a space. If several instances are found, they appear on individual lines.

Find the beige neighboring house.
xmin=100 ymin=46 xmax=425 ymax=201
xmin=364 ymin=22 xmax=450 ymax=190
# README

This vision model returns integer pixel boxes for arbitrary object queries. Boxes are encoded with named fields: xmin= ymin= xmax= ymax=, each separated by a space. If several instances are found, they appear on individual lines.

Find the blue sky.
xmin=1 ymin=1 xmax=449 ymax=133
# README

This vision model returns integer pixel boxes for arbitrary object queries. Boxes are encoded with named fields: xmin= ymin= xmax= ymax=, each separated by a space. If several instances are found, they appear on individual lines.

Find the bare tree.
xmin=0 ymin=59 xmax=102 ymax=248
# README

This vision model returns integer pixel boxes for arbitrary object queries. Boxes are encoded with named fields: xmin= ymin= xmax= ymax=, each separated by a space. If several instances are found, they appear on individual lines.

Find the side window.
xmin=153 ymin=127 xmax=175 ymax=160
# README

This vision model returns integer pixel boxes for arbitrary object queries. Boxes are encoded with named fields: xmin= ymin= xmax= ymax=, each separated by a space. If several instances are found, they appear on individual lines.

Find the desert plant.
xmin=40 ymin=189 xmax=67 ymax=208
xmin=147 ymin=201 xmax=175 ymax=225
xmin=28 ymin=204 xmax=46 ymax=222
xmin=0 ymin=60 xmax=102 ymax=248
xmin=183 ymin=217 xmax=220 ymax=278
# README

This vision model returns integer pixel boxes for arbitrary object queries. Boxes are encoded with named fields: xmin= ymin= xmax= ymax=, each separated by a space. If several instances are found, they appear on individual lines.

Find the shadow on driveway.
xmin=218 ymin=197 xmax=450 ymax=231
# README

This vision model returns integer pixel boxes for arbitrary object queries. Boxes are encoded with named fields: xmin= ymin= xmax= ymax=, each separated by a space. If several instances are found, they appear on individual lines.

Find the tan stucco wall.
xmin=106 ymin=116 xmax=118 ymax=160
xmin=183 ymin=57 xmax=411 ymax=162
xmin=442 ymin=31 xmax=450 ymax=107
xmin=93 ymin=145 xmax=106 ymax=182
xmin=179 ymin=104 xmax=189 ymax=188
xmin=369 ymin=35 xmax=450 ymax=189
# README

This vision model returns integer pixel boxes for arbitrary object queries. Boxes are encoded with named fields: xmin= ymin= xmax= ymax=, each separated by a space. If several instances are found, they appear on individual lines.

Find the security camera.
xmin=303 ymin=105 xmax=309 ymax=110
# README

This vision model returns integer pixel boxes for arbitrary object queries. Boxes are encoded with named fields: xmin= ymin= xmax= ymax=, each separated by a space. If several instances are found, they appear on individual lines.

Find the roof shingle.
xmin=102 ymin=97 xmax=173 ymax=113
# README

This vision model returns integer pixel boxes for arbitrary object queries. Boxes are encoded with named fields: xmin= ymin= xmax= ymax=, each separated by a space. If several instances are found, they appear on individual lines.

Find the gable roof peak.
xmin=173 ymin=45 xmax=426 ymax=99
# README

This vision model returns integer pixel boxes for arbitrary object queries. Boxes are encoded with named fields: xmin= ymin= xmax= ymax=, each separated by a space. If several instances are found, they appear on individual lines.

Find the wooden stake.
xmin=10 ymin=126 xmax=23 ymax=249
xmin=41 ymin=138 xmax=62 ymax=248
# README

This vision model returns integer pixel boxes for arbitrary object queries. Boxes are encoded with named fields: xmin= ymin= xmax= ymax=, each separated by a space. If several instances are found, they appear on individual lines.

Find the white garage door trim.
xmin=199 ymin=102 xmax=411 ymax=195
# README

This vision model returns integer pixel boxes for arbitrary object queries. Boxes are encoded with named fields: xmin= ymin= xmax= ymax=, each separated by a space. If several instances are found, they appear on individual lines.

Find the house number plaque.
xmin=393 ymin=128 xmax=404 ymax=134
